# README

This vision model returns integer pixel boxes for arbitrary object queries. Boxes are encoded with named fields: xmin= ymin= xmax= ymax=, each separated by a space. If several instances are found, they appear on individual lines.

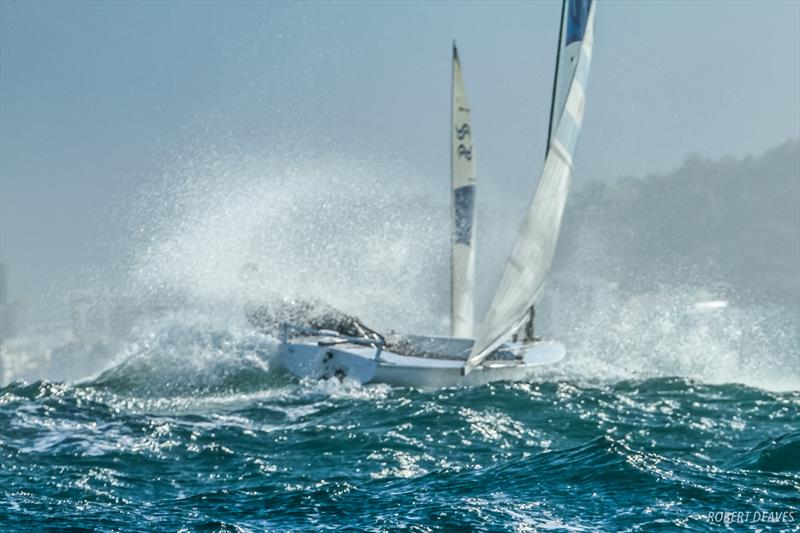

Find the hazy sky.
xmin=1 ymin=0 xmax=799 ymax=306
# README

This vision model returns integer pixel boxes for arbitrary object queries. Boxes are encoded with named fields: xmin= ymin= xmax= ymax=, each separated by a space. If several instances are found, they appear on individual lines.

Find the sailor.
xmin=513 ymin=305 xmax=540 ymax=343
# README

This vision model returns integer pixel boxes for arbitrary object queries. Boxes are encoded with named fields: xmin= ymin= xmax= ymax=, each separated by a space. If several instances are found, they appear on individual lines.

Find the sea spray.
xmin=123 ymin=150 xmax=451 ymax=335
xmin=56 ymin=142 xmax=799 ymax=393
xmin=538 ymin=280 xmax=799 ymax=391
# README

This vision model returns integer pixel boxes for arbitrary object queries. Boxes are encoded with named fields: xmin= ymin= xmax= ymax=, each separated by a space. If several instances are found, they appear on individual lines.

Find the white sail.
xmin=465 ymin=0 xmax=595 ymax=374
xmin=451 ymin=43 xmax=477 ymax=338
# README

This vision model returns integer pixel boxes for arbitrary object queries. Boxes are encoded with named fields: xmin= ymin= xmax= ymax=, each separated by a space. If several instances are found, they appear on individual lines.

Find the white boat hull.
xmin=278 ymin=339 xmax=565 ymax=389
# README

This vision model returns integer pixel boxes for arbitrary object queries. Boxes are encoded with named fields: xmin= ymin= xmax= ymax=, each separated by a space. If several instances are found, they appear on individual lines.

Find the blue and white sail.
xmin=465 ymin=0 xmax=595 ymax=374
xmin=451 ymin=43 xmax=477 ymax=338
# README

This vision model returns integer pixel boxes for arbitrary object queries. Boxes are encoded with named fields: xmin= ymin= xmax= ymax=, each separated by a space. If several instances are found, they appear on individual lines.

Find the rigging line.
xmin=546 ymin=0 xmax=568 ymax=153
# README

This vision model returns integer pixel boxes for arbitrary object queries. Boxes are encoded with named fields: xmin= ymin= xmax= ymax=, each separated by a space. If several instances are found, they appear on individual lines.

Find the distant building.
xmin=0 ymin=262 xmax=6 ymax=305
xmin=0 ymin=262 xmax=18 ymax=339
xmin=0 ymin=262 xmax=14 ymax=385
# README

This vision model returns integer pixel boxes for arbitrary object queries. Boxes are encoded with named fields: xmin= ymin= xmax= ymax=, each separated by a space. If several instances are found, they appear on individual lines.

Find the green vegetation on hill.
xmin=559 ymin=140 xmax=800 ymax=306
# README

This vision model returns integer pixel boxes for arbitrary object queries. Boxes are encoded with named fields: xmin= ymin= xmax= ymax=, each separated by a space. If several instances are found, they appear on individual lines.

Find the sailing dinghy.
xmin=256 ymin=0 xmax=596 ymax=388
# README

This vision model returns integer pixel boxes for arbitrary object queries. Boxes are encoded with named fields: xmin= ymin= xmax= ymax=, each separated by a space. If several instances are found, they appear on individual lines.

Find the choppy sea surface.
xmin=2 ymin=341 xmax=798 ymax=531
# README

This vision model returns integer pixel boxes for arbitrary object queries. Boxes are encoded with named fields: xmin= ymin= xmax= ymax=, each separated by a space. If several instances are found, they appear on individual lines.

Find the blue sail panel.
xmin=454 ymin=185 xmax=475 ymax=245
xmin=565 ymin=0 xmax=592 ymax=45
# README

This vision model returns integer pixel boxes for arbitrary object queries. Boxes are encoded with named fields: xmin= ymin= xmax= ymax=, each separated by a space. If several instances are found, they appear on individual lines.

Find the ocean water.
xmin=1 ymin=359 xmax=798 ymax=531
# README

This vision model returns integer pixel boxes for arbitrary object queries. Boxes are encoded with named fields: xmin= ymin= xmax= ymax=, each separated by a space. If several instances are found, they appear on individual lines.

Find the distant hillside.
xmin=556 ymin=139 xmax=800 ymax=307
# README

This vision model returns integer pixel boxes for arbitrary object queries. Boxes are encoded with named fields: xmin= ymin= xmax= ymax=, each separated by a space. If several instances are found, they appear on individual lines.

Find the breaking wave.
xmin=88 ymin=319 xmax=278 ymax=397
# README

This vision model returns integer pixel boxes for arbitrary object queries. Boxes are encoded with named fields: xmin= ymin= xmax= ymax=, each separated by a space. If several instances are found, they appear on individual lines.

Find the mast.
xmin=450 ymin=40 xmax=456 ymax=337
xmin=547 ymin=0 xmax=568 ymax=152
xmin=464 ymin=0 xmax=595 ymax=374
xmin=518 ymin=0 xmax=566 ymax=343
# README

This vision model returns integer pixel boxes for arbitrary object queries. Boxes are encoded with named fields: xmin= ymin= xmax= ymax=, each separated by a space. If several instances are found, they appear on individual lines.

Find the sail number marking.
xmin=455 ymin=123 xmax=473 ymax=160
